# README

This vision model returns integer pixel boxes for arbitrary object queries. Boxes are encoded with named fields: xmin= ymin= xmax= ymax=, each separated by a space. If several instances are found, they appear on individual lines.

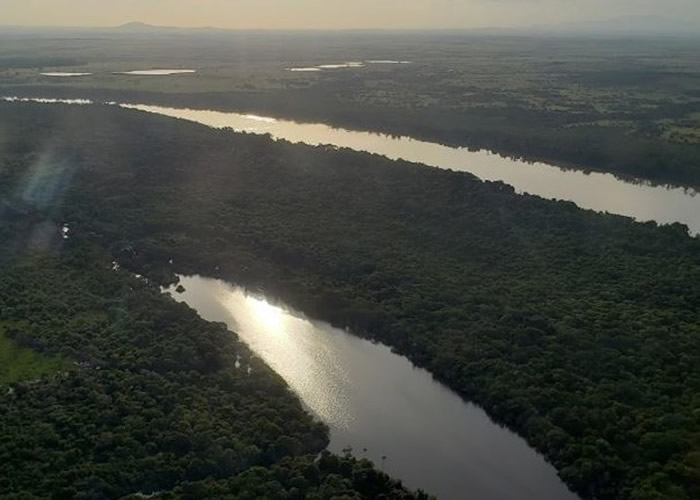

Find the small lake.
xmin=287 ymin=61 xmax=366 ymax=72
xmin=115 ymin=69 xmax=196 ymax=76
xmin=2 ymin=97 xmax=92 ymax=105
xmin=287 ymin=60 xmax=411 ymax=72
xmin=165 ymin=275 xmax=579 ymax=500
xmin=40 ymin=72 xmax=92 ymax=77
xmin=366 ymin=60 xmax=412 ymax=64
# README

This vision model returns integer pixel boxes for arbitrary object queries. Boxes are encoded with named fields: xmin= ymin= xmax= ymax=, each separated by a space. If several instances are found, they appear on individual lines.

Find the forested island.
xmin=0 ymin=101 xmax=698 ymax=499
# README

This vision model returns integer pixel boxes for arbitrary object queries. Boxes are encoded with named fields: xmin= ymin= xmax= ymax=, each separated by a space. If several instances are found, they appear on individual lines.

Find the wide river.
xmin=166 ymin=276 xmax=579 ymax=500
xmin=120 ymin=102 xmax=700 ymax=235
xmin=4 ymin=96 xmax=700 ymax=233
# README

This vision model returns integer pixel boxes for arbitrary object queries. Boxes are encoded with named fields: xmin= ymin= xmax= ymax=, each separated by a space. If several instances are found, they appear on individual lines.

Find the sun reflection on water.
xmin=210 ymin=283 xmax=353 ymax=429
xmin=168 ymin=275 xmax=579 ymax=500
xmin=246 ymin=295 xmax=285 ymax=331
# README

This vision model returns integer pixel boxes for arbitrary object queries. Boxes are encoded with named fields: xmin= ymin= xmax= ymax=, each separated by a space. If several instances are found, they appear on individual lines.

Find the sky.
xmin=1 ymin=0 xmax=699 ymax=30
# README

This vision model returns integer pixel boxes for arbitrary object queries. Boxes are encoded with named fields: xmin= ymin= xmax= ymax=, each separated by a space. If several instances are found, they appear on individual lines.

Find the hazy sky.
xmin=1 ymin=0 xmax=699 ymax=29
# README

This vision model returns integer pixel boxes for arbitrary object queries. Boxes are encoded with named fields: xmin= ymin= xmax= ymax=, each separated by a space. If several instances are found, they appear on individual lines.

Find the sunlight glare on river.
xmin=120 ymin=102 xmax=700 ymax=235
xmin=4 ymin=96 xmax=699 ymax=235
xmin=165 ymin=275 xmax=580 ymax=500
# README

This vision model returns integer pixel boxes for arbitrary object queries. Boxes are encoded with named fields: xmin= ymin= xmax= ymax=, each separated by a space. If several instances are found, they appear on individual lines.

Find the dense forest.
xmin=0 ymin=116 xmax=427 ymax=497
xmin=1 ymin=101 xmax=699 ymax=499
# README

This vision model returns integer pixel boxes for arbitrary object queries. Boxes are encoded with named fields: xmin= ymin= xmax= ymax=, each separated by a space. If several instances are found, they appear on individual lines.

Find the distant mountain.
xmin=115 ymin=21 xmax=183 ymax=33
xmin=114 ymin=21 xmax=225 ymax=35
xmin=117 ymin=22 xmax=157 ymax=30
xmin=1 ymin=18 xmax=697 ymax=39
xmin=118 ymin=22 xmax=151 ymax=29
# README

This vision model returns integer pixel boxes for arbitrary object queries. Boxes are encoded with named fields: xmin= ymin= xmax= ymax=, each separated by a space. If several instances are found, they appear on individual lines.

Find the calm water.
xmin=287 ymin=60 xmax=411 ymax=71
xmin=366 ymin=60 xmax=412 ymax=64
xmin=119 ymin=103 xmax=700 ymax=234
xmin=287 ymin=61 xmax=366 ymax=71
xmin=2 ymin=97 xmax=93 ymax=105
xmin=40 ymin=72 xmax=93 ymax=77
xmin=287 ymin=67 xmax=323 ymax=72
xmin=115 ymin=69 xmax=196 ymax=75
xmin=165 ymin=276 xmax=579 ymax=500
xmin=3 ymin=96 xmax=605 ymax=497
xmin=3 ymin=96 xmax=699 ymax=234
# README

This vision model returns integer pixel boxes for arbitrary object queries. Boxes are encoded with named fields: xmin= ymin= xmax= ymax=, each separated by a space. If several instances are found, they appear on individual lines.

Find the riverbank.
xmin=1 ymin=100 xmax=698 ymax=499
xmin=165 ymin=275 xmax=578 ymax=500
xmin=0 ymin=245 xmax=425 ymax=498
xmin=5 ymin=96 xmax=700 ymax=233
xmin=3 ymin=83 xmax=699 ymax=190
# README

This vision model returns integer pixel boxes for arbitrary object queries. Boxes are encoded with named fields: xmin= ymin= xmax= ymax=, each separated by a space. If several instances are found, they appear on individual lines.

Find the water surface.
xmin=318 ymin=62 xmax=365 ymax=69
xmin=366 ymin=60 xmax=412 ymax=64
xmin=287 ymin=61 xmax=365 ymax=71
xmin=40 ymin=72 xmax=92 ymax=77
xmin=121 ymin=102 xmax=700 ymax=234
xmin=287 ymin=60 xmax=410 ymax=72
xmin=2 ymin=96 xmax=92 ymax=105
xmin=4 ymin=96 xmax=700 ymax=234
xmin=287 ymin=67 xmax=322 ymax=72
xmin=115 ymin=69 xmax=196 ymax=76
xmin=166 ymin=275 xmax=579 ymax=500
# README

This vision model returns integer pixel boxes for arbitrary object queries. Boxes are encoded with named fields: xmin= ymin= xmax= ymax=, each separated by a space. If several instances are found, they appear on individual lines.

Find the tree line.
xmin=0 ymin=101 xmax=698 ymax=499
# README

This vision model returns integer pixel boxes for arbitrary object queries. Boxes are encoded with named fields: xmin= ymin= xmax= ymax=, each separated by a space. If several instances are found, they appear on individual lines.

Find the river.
xmin=3 ymin=96 xmax=699 ymax=234
xmin=121 ymin=102 xmax=700 ymax=235
xmin=165 ymin=276 xmax=579 ymax=500
xmin=6 ymin=95 xmax=682 ymax=498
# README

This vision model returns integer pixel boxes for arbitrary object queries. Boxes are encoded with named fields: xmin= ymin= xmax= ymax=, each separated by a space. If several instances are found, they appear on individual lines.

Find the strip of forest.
xmin=0 ymin=102 xmax=698 ymax=500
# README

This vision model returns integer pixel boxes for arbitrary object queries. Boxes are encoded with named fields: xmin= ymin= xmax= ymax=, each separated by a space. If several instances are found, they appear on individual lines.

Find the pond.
xmin=40 ymin=72 xmax=92 ymax=77
xmin=114 ymin=69 xmax=196 ymax=75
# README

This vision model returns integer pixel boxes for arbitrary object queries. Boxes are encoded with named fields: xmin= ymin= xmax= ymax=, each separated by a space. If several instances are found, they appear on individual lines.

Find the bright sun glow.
xmin=246 ymin=295 xmax=285 ymax=331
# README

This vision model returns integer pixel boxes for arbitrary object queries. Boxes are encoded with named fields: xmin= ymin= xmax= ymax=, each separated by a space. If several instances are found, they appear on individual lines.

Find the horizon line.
xmin=1 ymin=21 xmax=698 ymax=38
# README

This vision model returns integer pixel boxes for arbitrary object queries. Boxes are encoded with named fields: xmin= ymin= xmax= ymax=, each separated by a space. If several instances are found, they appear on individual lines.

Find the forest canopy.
xmin=0 ymin=107 xmax=428 ymax=498
xmin=0 ymin=101 xmax=698 ymax=499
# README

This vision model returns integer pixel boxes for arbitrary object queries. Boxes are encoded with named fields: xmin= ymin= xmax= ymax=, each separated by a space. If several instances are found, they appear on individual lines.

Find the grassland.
xmin=0 ymin=324 xmax=66 ymax=385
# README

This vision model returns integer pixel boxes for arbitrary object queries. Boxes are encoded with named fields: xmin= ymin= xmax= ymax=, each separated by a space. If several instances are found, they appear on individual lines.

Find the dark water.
xmin=166 ymin=276 xmax=579 ymax=500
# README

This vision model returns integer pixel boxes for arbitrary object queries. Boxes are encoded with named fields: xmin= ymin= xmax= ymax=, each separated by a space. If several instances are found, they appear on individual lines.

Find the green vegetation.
xmin=0 ymin=108 xmax=426 ymax=499
xmin=126 ymin=452 xmax=418 ymax=499
xmin=0 ymin=325 xmax=66 ymax=384
xmin=0 ymin=252 xmax=423 ymax=499
xmin=1 ymin=33 xmax=699 ymax=187
xmin=1 ymin=102 xmax=697 ymax=499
